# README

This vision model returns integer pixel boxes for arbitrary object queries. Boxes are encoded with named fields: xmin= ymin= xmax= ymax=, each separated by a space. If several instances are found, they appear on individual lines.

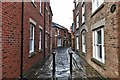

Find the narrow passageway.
xmin=55 ymin=48 xmax=70 ymax=77
xmin=25 ymin=47 xmax=104 ymax=80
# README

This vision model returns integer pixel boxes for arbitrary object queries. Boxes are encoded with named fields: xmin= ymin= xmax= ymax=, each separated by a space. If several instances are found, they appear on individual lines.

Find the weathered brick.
xmin=73 ymin=1 xmax=120 ymax=78
xmin=1 ymin=2 xmax=52 ymax=78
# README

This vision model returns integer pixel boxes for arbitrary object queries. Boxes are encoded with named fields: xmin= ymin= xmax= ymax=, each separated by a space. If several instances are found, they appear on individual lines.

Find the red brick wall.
xmin=79 ymin=2 xmax=119 ymax=78
xmin=60 ymin=29 xmax=65 ymax=47
xmin=45 ymin=2 xmax=52 ymax=56
xmin=23 ymin=2 xmax=45 ymax=73
xmin=2 ymin=2 xmax=22 ymax=78
xmin=1 ymin=2 xmax=51 ymax=78
xmin=0 ymin=2 xmax=2 ymax=79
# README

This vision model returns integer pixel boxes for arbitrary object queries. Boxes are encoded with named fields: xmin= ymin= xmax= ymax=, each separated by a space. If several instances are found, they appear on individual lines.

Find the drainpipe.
xmin=20 ymin=0 xmax=24 ymax=78
xmin=44 ymin=2 xmax=46 ymax=58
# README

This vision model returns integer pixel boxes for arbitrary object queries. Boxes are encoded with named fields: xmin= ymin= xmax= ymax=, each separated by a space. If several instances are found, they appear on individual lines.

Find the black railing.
xmin=68 ymin=48 xmax=73 ymax=80
xmin=69 ymin=51 xmax=73 ymax=76
xmin=52 ymin=51 xmax=56 ymax=77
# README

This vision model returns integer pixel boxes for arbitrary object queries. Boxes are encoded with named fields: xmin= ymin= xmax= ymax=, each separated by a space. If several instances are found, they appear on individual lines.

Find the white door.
xmin=57 ymin=38 xmax=61 ymax=47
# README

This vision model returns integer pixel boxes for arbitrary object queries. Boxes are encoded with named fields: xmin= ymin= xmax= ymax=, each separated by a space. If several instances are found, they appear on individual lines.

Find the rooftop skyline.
xmin=50 ymin=0 xmax=74 ymax=30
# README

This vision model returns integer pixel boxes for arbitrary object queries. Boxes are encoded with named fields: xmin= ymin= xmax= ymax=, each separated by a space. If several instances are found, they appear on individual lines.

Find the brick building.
xmin=44 ymin=2 xmax=53 ymax=57
xmin=73 ymin=0 xmax=120 ymax=79
xmin=52 ymin=22 xmax=69 ymax=48
xmin=70 ymin=23 xmax=75 ymax=50
xmin=68 ymin=30 xmax=72 ymax=47
xmin=73 ymin=0 xmax=81 ymax=51
xmin=1 ymin=1 xmax=52 ymax=78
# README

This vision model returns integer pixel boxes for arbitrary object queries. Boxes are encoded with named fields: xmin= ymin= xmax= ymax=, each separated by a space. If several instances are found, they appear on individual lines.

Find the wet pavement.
xmin=24 ymin=47 xmax=106 ymax=80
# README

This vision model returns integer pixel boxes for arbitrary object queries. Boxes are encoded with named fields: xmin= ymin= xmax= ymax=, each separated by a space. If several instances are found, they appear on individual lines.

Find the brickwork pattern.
xmin=74 ymin=2 xmax=119 ymax=78
xmin=2 ymin=2 xmax=22 ymax=78
xmin=1 ymin=2 xmax=52 ymax=78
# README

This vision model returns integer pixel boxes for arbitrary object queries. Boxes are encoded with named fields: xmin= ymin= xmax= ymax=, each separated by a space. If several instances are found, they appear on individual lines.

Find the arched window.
xmin=82 ymin=30 xmax=86 ymax=53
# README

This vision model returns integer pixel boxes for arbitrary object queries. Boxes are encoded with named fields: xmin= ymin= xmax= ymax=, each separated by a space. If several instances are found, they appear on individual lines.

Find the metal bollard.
xmin=69 ymin=51 xmax=73 ymax=77
xmin=52 ymin=51 xmax=56 ymax=77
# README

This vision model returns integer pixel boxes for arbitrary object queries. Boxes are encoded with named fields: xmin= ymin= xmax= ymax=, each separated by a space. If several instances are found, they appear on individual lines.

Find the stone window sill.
xmin=39 ymin=49 xmax=43 ymax=52
xmin=91 ymin=3 xmax=105 ymax=18
xmin=40 ymin=12 xmax=43 ymax=17
xmin=29 ymin=52 xmax=36 ymax=58
xmin=81 ymin=52 xmax=86 ymax=56
xmin=91 ymin=58 xmax=106 ymax=70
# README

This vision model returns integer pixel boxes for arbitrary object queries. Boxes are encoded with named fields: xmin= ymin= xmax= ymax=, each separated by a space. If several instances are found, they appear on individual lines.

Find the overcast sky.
xmin=50 ymin=0 xmax=74 ymax=30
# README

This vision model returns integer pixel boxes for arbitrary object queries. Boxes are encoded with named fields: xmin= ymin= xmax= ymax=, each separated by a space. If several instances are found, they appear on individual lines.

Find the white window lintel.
xmin=39 ymin=25 xmax=43 ymax=30
xmin=91 ymin=18 xmax=105 ymax=30
xmin=29 ymin=18 xmax=36 ymax=25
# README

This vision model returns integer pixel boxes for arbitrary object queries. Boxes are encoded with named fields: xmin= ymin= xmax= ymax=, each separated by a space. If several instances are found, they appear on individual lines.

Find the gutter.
xmin=44 ymin=2 xmax=46 ymax=58
xmin=20 ymin=1 xmax=24 ymax=78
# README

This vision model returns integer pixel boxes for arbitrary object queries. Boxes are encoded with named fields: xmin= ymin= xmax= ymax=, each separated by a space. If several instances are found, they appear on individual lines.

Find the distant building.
xmin=73 ymin=0 xmax=120 ymax=78
xmin=68 ymin=31 xmax=72 ymax=47
xmin=52 ymin=22 xmax=69 ymax=48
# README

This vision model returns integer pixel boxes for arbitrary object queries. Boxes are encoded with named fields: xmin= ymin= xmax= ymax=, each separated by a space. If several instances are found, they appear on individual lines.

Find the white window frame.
xmin=92 ymin=0 xmax=104 ymax=13
xmin=30 ymin=23 xmax=35 ymax=53
xmin=81 ymin=0 xmax=85 ymax=5
xmin=82 ymin=2 xmax=85 ymax=23
xmin=40 ymin=0 xmax=42 ymax=13
xmin=39 ymin=28 xmax=42 ymax=50
xmin=93 ymin=28 xmax=105 ymax=63
xmin=29 ymin=18 xmax=36 ymax=54
xmin=76 ymin=0 xmax=79 ymax=6
xmin=31 ymin=0 xmax=35 ymax=3
xmin=76 ymin=37 xmax=79 ymax=49
xmin=76 ymin=15 xmax=79 ymax=29
xmin=57 ymin=29 xmax=60 ymax=35
xmin=82 ymin=30 xmax=86 ymax=53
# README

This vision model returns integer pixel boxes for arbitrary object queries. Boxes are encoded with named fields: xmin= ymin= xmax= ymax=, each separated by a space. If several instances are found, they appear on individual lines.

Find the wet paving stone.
xmin=24 ymin=47 xmax=106 ymax=80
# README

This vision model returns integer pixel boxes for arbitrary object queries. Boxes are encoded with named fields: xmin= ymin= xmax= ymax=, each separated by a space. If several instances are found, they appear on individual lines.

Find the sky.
xmin=50 ymin=0 xmax=74 ymax=30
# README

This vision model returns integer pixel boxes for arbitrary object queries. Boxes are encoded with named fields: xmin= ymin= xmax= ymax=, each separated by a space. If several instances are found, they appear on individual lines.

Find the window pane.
xmin=30 ymin=25 xmax=33 ymax=39
xmin=82 ymin=6 xmax=84 ymax=15
xmin=97 ymin=0 xmax=99 ymax=7
xmin=99 ymin=45 xmax=102 ymax=58
xmin=76 ymin=16 xmax=79 ymax=28
xmin=30 ymin=23 xmax=34 ymax=52
xmin=77 ymin=37 xmax=79 ymax=49
xmin=97 ymin=45 xmax=102 ymax=59
xmin=40 ymin=0 xmax=42 ymax=13
xmin=39 ymin=40 xmax=41 ymax=49
xmin=30 ymin=39 xmax=33 ymax=51
xmin=39 ymin=29 xmax=42 ymax=49
xmin=97 ymin=30 xmax=101 ymax=44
